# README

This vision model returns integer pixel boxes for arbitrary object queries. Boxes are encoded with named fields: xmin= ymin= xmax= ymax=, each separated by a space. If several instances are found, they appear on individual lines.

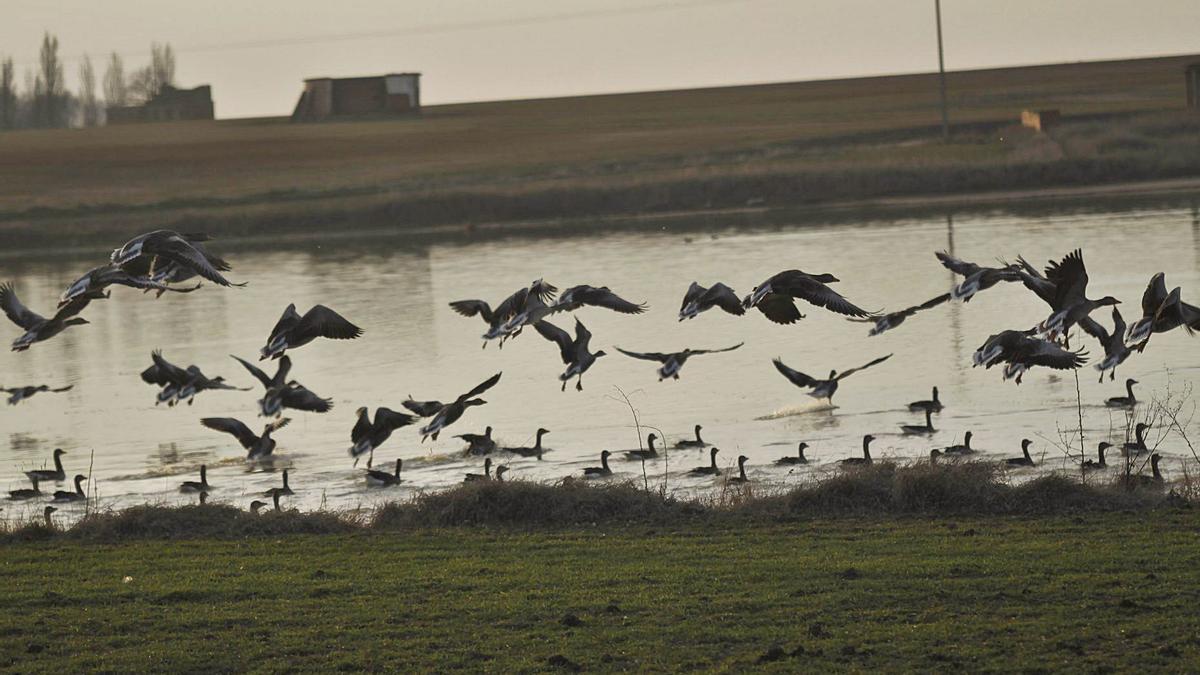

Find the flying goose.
xmin=1083 ymin=442 xmax=1110 ymax=472
xmin=464 ymin=457 xmax=493 ymax=482
xmin=179 ymin=465 xmax=211 ymax=493
xmin=141 ymin=351 xmax=246 ymax=406
xmin=496 ymin=285 xmax=646 ymax=341
xmin=260 ymin=304 xmax=362 ymax=360
xmin=1105 ymin=378 xmax=1139 ymax=409
xmin=366 ymin=458 xmax=403 ymax=487
xmin=7 ymin=477 xmax=41 ymax=501
xmin=616 ymin=342 xmax=744 ymax=381
xmin=406 ymin=372 xmax=503 ymax=442
xmin=1122 ymin=423 xmax=1151 ymax=457
xmin=943 ymin=431 xmax=975 ymax=455
xmin=25 ymin=449 xmax=67 ymax=483
xmin=850 ymin=293 xmax=951 ymax=336
xmin=972 ymin=330 xmax=1087 ymax=384
xmin=451 ymin=279 xmax=557 ymax=347
xmin=899 ymin=409 xmax=936 ymax=435
xmin=534 ymin=318 xmax=606 ymax=391
xmin=232 ymin=355 xmax=332 ymax=417
xmin=841 ymin=435 xmax=875 ymax=465
xmin=1005 ymin=439 xmax=1036 ymax=467
xmin=503 ymin=428 xmax=550 ymax=459
xmin=1079 ymin=307 xmax=1133 ymax=382
xmin=3 ymin=384 xmax=72 ymax=406
xmin=743 ymin=269 xmax=873 ymax=324
xmin=263 ymin=469 xmax=294 ymax=498
xmin=57 ymin=263 xmax=181 ymax=307
xmin=455 ymin=426 xmax=496 ymax=456
xmin=771 ymin=353 xmax=893 ymax=402
xmin=674 ymin=425 xmax=707 ymax=448
xmin=935 ymin=251 xmax=1020 ymax=302
xmin=776 ymin=442 xmax=809 ymax=465
xmin=583 ymin=450 xmax=614 ymax=478
xmin=349 ymin=407 xmax=418 ymax=465
xmin=1 ymin=283 xmax=92 ymax=351
xmin=678 ymin=281 xmax=745 ymax=321
xmin=1125 ymin=273 xmax=1200 ymax=348
xmin=201 ymin=417 xmax=291 ymax=460
xmin=689 ymin=447 xmax=721 ymax=476
xmin=908 ymin=386 xmax=944 ymax=413
xmin=110 ymin=230 xmax=234 ymax=286
xmin=728 ymin=455 xmax=750 ymax=484
xmin=1032 ymin=250 xmax=1120 ymax=340
xmin=624 ymin=433 xmax=660 ymax=460
xmin=52 ymin=474 xmax=87 ymax=503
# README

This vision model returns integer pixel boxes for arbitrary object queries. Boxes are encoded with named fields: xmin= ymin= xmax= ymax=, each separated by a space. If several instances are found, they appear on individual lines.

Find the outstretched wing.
xmin=689 ymin=342 xmax=744 ymax=356
xmin=1141 ymin=273 xmax=1168 ymax=316
xmin=459 ymin=372 xmax=503 ymax=401
xmin=836 ymin=353 xmax=894 ymax=380
xmin=200 ymin=417 xmax=258 ymax=449
xmin=785 ymin=278 xmax=871 ymax=318
xmin=615 ymin=347 xmax=671 ymax=363
xmin=375 ymin=407 xmax=418 ymax=431
xmin=160 ymin=234 xmax=232 ymax=286
xmin=910 ymin=292 xmax=952 ymax=313
xmin=403 ymin=398 xmax=444 ymax=417
xmin=563 ymin=286 xmax=647 ymax=314
xmin=449 ymin=299 xmax=494 ymax=323
xmin=268 ymin=304 xmax=302 ymax=341
xmin=151 ymin=350 xmax=191 ymax=385
xmin=231 ymin=354 xmax=273 ymax=389
xmin=1077 ymin=316 xmax=1110 ymax=343
xmin=572 ymin=318 xmax=594 ymax=355
xmin=772 ymin=358 xmax=819 ymax=388
xmin=534 ymin=320 xmax=573 ymax=364
xmin=0 ymin=283 xmax=44 ymax=329
xmin=935 ymin=251 xmax=981 ymax=277
xmin=755 ymin=293 xmax=803 ymax=325
xmin=279 ymin=385 xmax=333 ymax=413
xmin=298 ymin=305 xmax=363 ymax=340
xmin=680 ymin=282 xmax=706 ymax=313
xmin=1044 ymin=249 xmax=1088 ymax=309
xmin=703 ymin=283 xmax=746 ymax=316
xmin=49 ymin=385 xmax=74 ymax=393
xmin=1022 ymin=341 xmax=1088 ymax=370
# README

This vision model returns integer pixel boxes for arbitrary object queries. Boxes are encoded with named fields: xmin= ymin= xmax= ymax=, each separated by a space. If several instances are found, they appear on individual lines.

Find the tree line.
xmin=0 ymin=33 xmax=176 ymax=130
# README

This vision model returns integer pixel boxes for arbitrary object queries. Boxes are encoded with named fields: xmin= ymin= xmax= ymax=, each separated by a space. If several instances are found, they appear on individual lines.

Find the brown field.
xmin=2 ymin=53 xmax=1199 ymax=238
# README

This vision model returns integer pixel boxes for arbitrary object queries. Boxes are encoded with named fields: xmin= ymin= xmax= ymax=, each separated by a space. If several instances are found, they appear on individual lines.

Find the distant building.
xmin=106 ymin=85 xmax=215 ymax=125
xmin=1020 ymin=109 xmax=1060 ymax=133
xmin=291 ymin=73 xmax=421 ymax=122
xmin=1187 ymin=63 xmax=1200 ymax=110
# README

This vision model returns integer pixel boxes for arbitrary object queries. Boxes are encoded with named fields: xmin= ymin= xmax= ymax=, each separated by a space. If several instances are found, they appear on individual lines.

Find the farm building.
xmin=106 ymin=85 xmax=215 ymax=125
xmin=291 ymin=73 xmax=421 ymax=122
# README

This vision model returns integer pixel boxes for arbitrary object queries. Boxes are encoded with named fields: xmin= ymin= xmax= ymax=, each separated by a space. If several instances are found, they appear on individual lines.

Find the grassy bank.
xmin=3 ymin=511 xmax=1198 ymax=671
xmin=2 ymin=54 xmax=1199 ymax=246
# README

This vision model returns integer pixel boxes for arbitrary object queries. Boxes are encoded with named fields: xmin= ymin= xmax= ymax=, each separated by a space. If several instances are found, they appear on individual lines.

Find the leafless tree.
xmin=0 ymin=57 xmax=14 ymax=130
xmin=37 ymin=32 xmax=66 ymax=127
xmin=103 ymin=52 xmax=127 ymax=108
xmin=79 ymin=54 xmax=99 ymax=127
xmin=128 ymin=43 xmax=176 ymax=104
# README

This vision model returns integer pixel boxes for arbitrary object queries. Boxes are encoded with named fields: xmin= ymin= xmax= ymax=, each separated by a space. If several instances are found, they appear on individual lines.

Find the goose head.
xmin=1096 ymin=296 xmax=1121 ymax=307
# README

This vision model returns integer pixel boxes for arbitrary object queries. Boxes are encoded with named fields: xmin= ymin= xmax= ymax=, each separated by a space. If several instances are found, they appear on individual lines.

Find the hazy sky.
xmin=4 ymin=0 xmax=1199 ymax=119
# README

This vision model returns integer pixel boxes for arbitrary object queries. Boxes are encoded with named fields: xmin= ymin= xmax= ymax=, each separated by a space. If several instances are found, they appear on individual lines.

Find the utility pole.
xmin=935 ymin=0 xmax=949 ymax=140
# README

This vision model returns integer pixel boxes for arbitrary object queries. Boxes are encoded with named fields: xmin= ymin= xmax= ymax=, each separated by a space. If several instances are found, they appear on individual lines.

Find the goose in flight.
xmin=57 ymin=263 xmax=188 ymax=307
xmin=260 ymin=303 xmax=362 ymax=360
xmin=141 ymin=350 xmax=245 ymax=406
xmin=771 ymin=353 xmax=893 ymax=402
xmin=231 ymin=355 xmax=332 ymax=417
xmin=533 ymin=319 xmax=607 ymax=391
xmin=2 ymin=283 xmax=92 ymax=351
xmin=742 ymin=269 xmax=873 ymax=324
xmin=849 ymin=293 xmax=950 ymax=336
xmin=1078 ymin=307 xmax=1133 ymax=382
xmin=3 ymin=384 xmax=72 ymax=406
xmin=496 ymin=284 xmax=646 ymax=341
xmin=935 ymin=251 xmax=1020 ymax=302
xmin=1032 ymin=249 xmax=1120 ymax=341
xmin=201 ymin=417 xmax=291 ymax=460
xmin=350 ymin=407 xmax=418 ymax=465
xmin=616 ymin=342 xmax=743 ymax=381
xmin=972 ymin=330 xmax=1087 ymax=384
xmin=1125 ymin=273 xmax=1200 ymax=349
xmin=405 ymin=372 xmax=503 ymax=441
xmin=678 ymin=281 xmax=745 ymax=321
xmin=450 ymin=279 xmax=557 ymax=348
xmin=110 ymin=230 xmax=235 ymax=287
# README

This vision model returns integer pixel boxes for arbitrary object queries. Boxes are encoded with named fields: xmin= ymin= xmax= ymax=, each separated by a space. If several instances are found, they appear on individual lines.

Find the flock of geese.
xmin=5 ymin=229 xmax=1198 ymax=516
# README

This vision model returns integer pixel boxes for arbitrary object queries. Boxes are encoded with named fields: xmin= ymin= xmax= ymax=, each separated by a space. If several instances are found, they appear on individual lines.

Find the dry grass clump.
xmin=53 ymin=503 xmax=357 ymax=542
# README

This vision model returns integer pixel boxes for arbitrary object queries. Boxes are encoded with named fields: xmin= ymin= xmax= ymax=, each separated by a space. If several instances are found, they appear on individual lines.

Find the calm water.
xmin=4 ymin=200 xmax=1200 ymax=520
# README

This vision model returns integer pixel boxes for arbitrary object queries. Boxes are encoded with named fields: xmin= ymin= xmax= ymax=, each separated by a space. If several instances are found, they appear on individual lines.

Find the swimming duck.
xmin=110 ymin=230 xmax=234 ymax=286
xmin=936 ymin=251 xmax=1021 ymax=302
xmin=841 ymin=435 xmax=875 ymax=465
xmin=772 ymin=353 xmax=893 ymax=402
xmin=52 ymin=474 xmax=87 ymax=503
xmin=1125 ymin=273 xmax=1200 ymax=349
xmin=1 ymin=283 xmax=92 ymax=351
xmin=943 ymin=431 xmax=975 ymax=455
xmin=1005 ymin=439 xmax=1036 ymax=467
xmin=534 ymin=318 xmax=607 ymax=391
xmin=907 ymin=386 xmax=944 ymax=413
xmin=455 ymin=426 xmax=496 ymax=456
xmin=503 ymin=428 xmax=550 ymax=458
xmin=349 ymin=407 xmax=418 ymax=465
xmin=776 ymin=442 xmax=809 ymax=465
xmin=728 ymin=455 xmax=750 ymax=484
xmin=675 ymin=425 xmax=707 ymax=448
xmin=464 ymin=457 xmax=493 ymax=482
xmin=850 ymin=293 xmax=951 ymax=336
xmin=25 ymin=449 xmax=67 ymax=483
xmin=451 ymin=279 xmax=558 ymax=348
xmin=3 ymin=384 xmax=72 ymax=406
xmin=583 ymin=450 xmax=614 ymax=478
xmin=260 ymin=304 xmax=362 ymax=360
xmin=263 ymin=469 xmax=294 ymax=497
xmin=1122 ymin=423 xmax=1151 ymax=457
xmin=624 ymin=433 xmax=660 ymax=461
xmin=900 ymin=409 xmax=936 ymax=435
xmin=689 ymin=447 xmax=721 ymax=476
xmin=179 ymin=465 xmax=211 ymax=493
xmin=1083 ymin=442 xmax=1110 ymax=472
xmin=616 ymin=342 xmax=744 ymax=381
xmin=1105 ymin=378 xmax=1139 ymax=408
xmin=7 ymin=476 xmax=41 ymax=501
xmin=972 ymin=330 xmax=1087 ymax=384
xmin=407 ymin=372 xmax=503 ymax=442
xmin=743 ymin=269 xmax=873 ymax=324
xmin=678 ymin=281 xmax=746 ymax=321
xmin=232 ymin=355 xmax=332 ymax=416
xmin=1079 ymin=308 xmax=1133 ymax=382
xmin=201 ymin=417 xmax=291 ymax=460
xmin=366 ymin=458 xmax=403 ymax=487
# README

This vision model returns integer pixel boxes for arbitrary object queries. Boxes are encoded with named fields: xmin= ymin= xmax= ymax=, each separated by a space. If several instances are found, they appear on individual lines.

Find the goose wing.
xmin=268 ymin=304 xmax=302 ymax=341
xmin=562 ymin=286 xmax=647 ymax=314
xmin=1078 ymin=315 xmax=1111 ymax=343
xmin=836 ymin=353 xmax=894 ymax=380
xmin=375 ymin=407 xmax=418 ymax=431
xmin=754 ymin=293 xmax=803 ymax=324
xmin=279 ymin=385 xmax=333 ymax=413
xmin=0 ymin=284 xmax=44 ymax=329
xmin=200 ymin=417 xmax=259 ymax=449
xmin=572 ymin=318 xmax=594 ymax=355
xmin=296 ymin=305 xmax=363 ymax=341
xmin=772 ymin=358 xmax=819 ymax=388
xmin=529 ymin=279 xmax=559 ymax=303
xmin=449 ymin=299 xmax=494 ymax=324
xmin=230 ymin=354 xmax=273 ymax=389
xmin=151 ymin=350 xmax=191 ymax=385
xmin=1141 ymin=273 xmax=1168 ymax=316
xmin=615 ymin=347 xmax=671 ymax=363
xmin=351 ymin=410 xmax=373 ymax=444
xmin=1019 ymin=341 xmax=1088 ymax=370
xmin=49 ymin=385 xmax=73 ymax=393
xmin=701 ymin=283 xmax=745 ymax=315
xmin=909 ymin=292 xmax=953 ymax=313
xmin=458 ymin=372 xmax=503 ymax=402
xmin=157 ymin=234 xmax=233 ymax=286
xmin=1045 ymin=249 xmax=1088 ymax=309
xmin=403 ymin=398 xmax=444 ymax=416
xmin=935 ymin=251 xmax=982 ymax=277
xmin=534 ymin=320 xmax=573 ymax=363
xmin=785 ymin=277 xmax=871 ymax=317
xmin=1013 ymin=256 xmax=1057 ymax=305
xmin=687 ymin=342 xmax=744 ymax=356
xmin=680 ymin=282 xmax=706 ymax=313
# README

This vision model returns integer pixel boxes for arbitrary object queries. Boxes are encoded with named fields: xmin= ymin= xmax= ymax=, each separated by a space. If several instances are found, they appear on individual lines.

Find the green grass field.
xmin=4 ymin=512 xmax=1198 ymax=671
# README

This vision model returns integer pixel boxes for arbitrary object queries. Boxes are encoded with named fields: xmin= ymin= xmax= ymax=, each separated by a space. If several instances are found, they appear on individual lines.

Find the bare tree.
xmin=0 ymin=57 xmax=14 ymax=130
xmin=79 ymin=55 xmax=99 ymax=127
xmin=151 ymin=42 xmax=175 ymax=92
xmin=103 ymin=52 xmax=126 ymax=108
xmin=37 ymin=32 xmax=65 ymax=127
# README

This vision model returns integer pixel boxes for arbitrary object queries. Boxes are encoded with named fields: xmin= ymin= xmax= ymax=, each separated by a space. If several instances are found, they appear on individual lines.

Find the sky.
xmin=3 ymin=0 xmax=1199 ymax=119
